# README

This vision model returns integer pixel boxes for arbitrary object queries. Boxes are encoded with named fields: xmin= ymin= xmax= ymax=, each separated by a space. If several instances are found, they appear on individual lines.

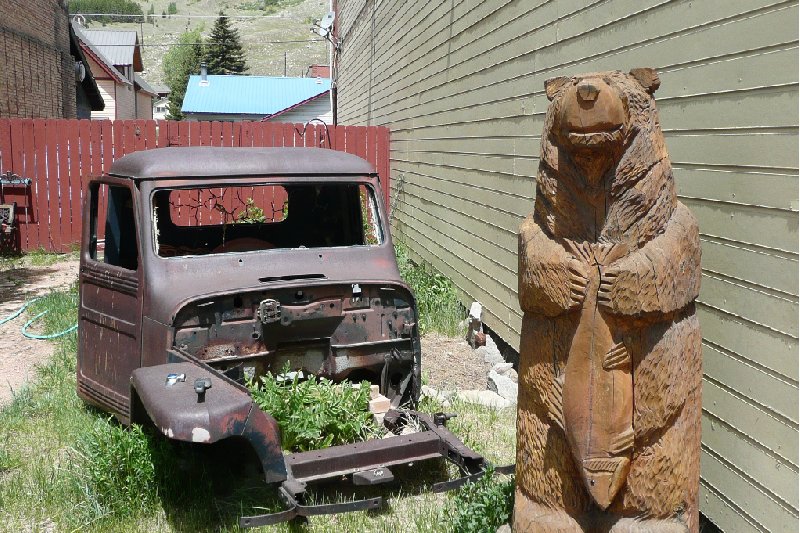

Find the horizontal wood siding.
xmin=336 ymin=0 xmax=799 ymax=531
xmin=115 ymin=83 xmax=136 ymax=120
xmin=91 ymin=79 xmax=116 ymax=120
xmin=268 ymin=95 xmax=333 ymax=124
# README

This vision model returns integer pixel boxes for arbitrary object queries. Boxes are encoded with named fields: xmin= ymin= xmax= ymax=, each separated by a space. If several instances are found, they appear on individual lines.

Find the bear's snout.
xmin=559 ymin=77 xmax=627 ymax=148
xmin=577 ymin=81 xmax=599 ymax=102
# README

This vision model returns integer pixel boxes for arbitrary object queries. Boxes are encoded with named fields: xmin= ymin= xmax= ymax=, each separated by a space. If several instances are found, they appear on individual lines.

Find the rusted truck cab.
xmin=77 ymin=147 xmax=420 ymax=482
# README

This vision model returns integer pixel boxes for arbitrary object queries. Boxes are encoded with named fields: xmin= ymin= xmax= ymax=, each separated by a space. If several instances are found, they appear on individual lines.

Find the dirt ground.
xmin=0 ymin=257 xmax=79 ymax=408
xmin=0 ymin=258 xmax=487 ymax=407
xmin=421 ymin=331 xmax=492 ymax=392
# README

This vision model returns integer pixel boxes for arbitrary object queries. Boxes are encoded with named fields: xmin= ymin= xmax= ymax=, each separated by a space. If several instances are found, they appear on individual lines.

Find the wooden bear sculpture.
xmin=514 ymin=69 xmax=702 ymax=532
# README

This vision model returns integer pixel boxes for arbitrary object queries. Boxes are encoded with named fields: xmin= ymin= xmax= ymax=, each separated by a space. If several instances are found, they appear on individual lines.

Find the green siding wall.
xmin=336 ymin=1 xmax=799 ymax=531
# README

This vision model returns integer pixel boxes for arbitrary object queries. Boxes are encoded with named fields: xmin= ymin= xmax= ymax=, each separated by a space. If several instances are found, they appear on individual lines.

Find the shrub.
xmin=248 ymin=365 xmax=377 ymax=452
xmin=444 ymin=467 xmax=515 ymax=533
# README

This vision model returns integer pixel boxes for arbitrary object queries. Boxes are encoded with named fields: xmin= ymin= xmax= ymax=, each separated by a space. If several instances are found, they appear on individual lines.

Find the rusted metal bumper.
xmin=130 ymin=362 xmax=287 ymax=483
xmin=239 ymin=410 xmax=515 ymax=528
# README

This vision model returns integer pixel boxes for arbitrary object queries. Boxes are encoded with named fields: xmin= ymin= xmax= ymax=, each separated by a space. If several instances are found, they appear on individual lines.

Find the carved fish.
xmin=561 ymin=241 xmax=634 ymax=509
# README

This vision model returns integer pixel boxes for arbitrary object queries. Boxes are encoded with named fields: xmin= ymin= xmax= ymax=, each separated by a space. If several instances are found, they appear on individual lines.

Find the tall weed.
xmin=395 ymin=241 xmax=464 ymax=336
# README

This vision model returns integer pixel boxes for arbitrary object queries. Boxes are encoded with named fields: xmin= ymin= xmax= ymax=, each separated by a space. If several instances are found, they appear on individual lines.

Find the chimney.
xmin=199 ymin=63 xmax=208 ymax=86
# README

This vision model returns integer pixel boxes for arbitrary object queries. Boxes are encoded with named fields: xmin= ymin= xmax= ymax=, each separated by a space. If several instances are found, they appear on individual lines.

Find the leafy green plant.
xmin=162 ymin=28 xmax=204 ymax=120
xmin=236 ymin=198 xmax=267 ymax=223
xmin=395 ymin=241 xmax=465 ymax=336
xmin=444 ymin=466 xmax=515 ymax=533
xmin=248 ymin=364 xmax=377 ymax=452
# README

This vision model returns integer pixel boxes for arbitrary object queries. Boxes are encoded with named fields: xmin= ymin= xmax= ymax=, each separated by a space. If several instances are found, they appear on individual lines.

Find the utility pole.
xmin=284 ymin=51 xmax=287 ymax=77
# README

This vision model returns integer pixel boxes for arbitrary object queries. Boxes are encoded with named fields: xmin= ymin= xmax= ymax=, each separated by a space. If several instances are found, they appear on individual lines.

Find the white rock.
xmin=488 ymin=370 xmax=518 ymax=403
xmin=478 ymin=341 xmax=504 ymax=364
xmin=492 ymin=362 xmax=514 ymax=374
xmin=468 ymin=301 xmax=483 ymax=320
xmin=493 ymin=362 xmax=518 ymax=383
xmin=497 ymin=524 xmax=512 ymax=533
xmin=422 ymin=385 xmax=455 ymax=404
xmin=456 ymin=389 xmax=512 ymax=409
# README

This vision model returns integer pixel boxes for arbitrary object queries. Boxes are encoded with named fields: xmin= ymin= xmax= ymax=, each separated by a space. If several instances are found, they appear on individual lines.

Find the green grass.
xmin=0 ymin=248 xmax=79 ymax=270
xmin=0 ymin=269 xmax=514 ymax=531
xmin=26 ymin=247 xmax=79 ymax=267
xmin=444 ymin=465 xmax=515 ymax=533
xmin=395 ymin=241 xmax=465 ymax=337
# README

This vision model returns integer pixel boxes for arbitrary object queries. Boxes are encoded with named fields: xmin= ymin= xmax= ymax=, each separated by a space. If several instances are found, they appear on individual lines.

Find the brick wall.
xmin=0 ymin=0 xmax=76 ymax=118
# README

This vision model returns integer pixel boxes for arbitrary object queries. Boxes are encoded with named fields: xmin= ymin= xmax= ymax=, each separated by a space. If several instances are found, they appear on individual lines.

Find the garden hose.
xmin=0 ymin=297 xmax=78 ymax=339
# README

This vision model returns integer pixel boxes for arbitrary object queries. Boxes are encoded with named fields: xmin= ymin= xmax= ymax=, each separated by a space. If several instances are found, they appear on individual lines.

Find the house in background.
xmin=306 ymin=64 xmax=331 ymax=78
xmin=69 ymin=24 xmax=105 ymax=118
xmin=181 ymin=71 xmax=332 ymax=123
xmin=72 ymin=24 xmax=155 ymax=120
xmin=152 ymin=85 xmax=170 ymax=120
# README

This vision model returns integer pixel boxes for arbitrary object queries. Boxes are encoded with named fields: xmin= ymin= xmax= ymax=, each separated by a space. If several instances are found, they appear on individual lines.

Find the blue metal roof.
xmin=181 ymin=75 xmax=331 ymax=116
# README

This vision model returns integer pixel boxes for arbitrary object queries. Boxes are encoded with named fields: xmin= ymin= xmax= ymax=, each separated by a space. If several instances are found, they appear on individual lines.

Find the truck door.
xmin=77 ymin=178 xmax=143 ymax=423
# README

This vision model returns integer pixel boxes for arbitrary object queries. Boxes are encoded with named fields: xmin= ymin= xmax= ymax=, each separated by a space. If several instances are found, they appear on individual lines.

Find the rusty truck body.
xmin=77 ymin=147 xmax=509 ymax=526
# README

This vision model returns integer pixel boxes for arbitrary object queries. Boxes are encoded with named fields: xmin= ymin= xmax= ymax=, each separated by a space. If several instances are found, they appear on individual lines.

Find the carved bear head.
xmin=534 ymin=69 xmax=676 ymax=246
xmin=544 ymin=68 xmax=660 ymax=152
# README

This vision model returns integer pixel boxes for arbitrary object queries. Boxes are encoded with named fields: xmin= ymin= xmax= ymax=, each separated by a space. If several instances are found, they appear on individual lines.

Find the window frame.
xmin=148 ymin=180 xmax=386 ymax=258
xmin=85 ymin=179 xmax=141 ymax=273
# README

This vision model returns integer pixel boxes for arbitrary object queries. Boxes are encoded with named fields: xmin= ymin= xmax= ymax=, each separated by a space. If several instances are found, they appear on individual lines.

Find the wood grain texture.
xmin=515 ymin=69 xmax=702 ymax=531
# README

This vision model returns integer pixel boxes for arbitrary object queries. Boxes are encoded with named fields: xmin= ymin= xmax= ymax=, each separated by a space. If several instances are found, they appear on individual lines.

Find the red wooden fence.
xmin=0 ymin=119 xmax=390 ymax=253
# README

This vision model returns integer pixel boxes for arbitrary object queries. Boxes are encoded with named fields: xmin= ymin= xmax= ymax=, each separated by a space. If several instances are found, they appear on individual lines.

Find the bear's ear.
xmin=545 ymin=76 xmax=570 ymax=101
xmin=629 ymin=68 xmax=661 ymax=94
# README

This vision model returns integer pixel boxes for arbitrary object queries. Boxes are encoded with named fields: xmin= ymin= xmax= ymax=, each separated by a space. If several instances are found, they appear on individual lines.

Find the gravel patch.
xmin=420 ymin=332 xmax=493 ymax=392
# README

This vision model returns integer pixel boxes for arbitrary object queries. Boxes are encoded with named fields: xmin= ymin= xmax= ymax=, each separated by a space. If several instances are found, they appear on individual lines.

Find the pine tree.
xmin=203 ymin=13 xmax=248 ymax=75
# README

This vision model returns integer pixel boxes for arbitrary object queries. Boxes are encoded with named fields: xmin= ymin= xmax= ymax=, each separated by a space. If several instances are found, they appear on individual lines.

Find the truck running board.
xmin=239 ymin=410 xmax=515 ymax=528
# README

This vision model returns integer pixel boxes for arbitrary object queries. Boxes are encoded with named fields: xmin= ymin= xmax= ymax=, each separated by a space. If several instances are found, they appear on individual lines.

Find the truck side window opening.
xmin=90 ymin=184 xmax=139 ymax=270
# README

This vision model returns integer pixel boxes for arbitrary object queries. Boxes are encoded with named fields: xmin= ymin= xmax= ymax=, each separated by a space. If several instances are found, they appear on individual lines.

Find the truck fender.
xmin=131 ymin=362 xmax=287 ymax=483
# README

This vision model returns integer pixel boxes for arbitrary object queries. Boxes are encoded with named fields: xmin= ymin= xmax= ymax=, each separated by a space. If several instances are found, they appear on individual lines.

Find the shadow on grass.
xmin=148 ymin=428 xmax=456 ymax=532
xmin=0 ymin=264 xmax=64 ymax=302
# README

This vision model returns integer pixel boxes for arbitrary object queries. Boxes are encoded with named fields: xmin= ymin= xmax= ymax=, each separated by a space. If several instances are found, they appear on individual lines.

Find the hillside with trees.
xmin=68 ymin=0 xmax=330 ymax=87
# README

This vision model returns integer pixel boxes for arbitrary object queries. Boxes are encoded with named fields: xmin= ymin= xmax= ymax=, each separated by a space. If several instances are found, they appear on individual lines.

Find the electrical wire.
xmin=73 ymin=13 xmax=291 ymax=19
xmin=84 ymin=40 xmax=325 ymax=46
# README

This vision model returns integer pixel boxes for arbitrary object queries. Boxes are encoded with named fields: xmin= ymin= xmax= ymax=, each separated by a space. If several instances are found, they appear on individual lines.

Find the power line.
xmin=89 ymin=40 xmax=324 ymax=46
xmin=71 ymin=13 xmax=294 ymax=19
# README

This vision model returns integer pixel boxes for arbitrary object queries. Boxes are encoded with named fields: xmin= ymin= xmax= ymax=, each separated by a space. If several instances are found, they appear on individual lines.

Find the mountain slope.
xmin=71 ymin=0 xmax=331 ymax=87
